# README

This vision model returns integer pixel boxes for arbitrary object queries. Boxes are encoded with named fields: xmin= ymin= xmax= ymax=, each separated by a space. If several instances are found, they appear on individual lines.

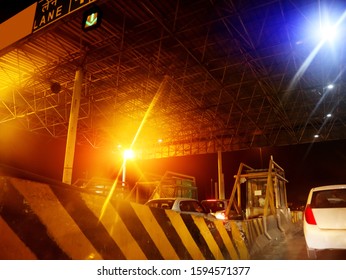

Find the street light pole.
xmin=122 ymin=149 xmax=134 ymax=187
xmin=217 ymin=150 xmax=225 ymax=199
xmin=122 ymin=160 xmax=126 ymax=187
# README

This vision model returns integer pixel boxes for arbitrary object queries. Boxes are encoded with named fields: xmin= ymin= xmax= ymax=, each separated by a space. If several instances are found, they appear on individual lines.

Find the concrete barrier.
xmin=290 ymin=210 xmax=303 ymax=224
xmin=231 ymin=210 xmax=303 ymax=257
xmin=229 ymin=217 xmax=269 ymax=255
xmin=0 ymin=175 xmax=250 ymax=260
xmin=0 ymin=167 xmax=304 ymax=260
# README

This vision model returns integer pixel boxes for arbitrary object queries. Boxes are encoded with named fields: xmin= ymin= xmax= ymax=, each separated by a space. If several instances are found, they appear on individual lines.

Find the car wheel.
xmin=307 ymin=247 xmax=317 ymax=259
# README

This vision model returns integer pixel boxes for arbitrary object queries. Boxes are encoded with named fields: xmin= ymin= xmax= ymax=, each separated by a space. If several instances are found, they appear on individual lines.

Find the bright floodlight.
xmin=327 ymin=84 xmax=334 ymax=89
xmin=123 ymin=149 xmax=135 ymax=160
xmin=320 ymin=24 xmax=338 ymax=42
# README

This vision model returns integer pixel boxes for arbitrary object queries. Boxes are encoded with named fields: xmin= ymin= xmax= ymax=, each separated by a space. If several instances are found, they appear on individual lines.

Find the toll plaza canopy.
xmin=1 ymin=0 xmax=346 ymax=160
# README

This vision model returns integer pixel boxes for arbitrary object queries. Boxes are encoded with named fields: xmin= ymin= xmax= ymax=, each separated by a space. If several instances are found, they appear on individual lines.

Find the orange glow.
xmin=99 ymin=168 xmax=122 ymax=223
xmin=98 ymin=76 xmax=169 ymax=222
xmin=123 ymin=149 xmax=134 ymax=160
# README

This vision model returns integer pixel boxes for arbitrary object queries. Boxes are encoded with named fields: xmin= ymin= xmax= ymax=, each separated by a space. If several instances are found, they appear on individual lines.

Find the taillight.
xmin=304 ymin=204 xmax=317 ymax=225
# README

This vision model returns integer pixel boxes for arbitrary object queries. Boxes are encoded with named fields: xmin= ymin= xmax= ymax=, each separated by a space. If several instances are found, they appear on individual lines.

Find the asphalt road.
xmin=251 ymin=227 xmax=346 ymax=260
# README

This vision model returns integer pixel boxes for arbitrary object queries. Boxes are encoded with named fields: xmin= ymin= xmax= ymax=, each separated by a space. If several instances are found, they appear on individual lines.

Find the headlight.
xmin=215 ymin=211 xmax=226 ymax=220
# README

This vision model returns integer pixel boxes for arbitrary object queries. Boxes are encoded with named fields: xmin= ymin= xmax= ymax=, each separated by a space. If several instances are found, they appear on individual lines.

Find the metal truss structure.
xmin=1 ymin=0 xmax=346 ymax=159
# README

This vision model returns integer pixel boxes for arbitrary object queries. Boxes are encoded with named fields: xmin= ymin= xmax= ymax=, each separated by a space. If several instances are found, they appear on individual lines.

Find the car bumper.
xmin=304 ymin=223 xmax=346 ymax=249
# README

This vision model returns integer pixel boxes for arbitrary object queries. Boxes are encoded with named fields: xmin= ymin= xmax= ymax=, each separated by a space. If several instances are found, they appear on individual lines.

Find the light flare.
xmin=98 ymin=75 xmax=170 ymax=222
xmin=288 ymin=11 xmax=346 ymax=92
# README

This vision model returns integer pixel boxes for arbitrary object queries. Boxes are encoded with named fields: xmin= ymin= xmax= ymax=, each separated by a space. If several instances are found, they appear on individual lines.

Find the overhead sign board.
xmin=33 ymin=0 xmax=97 ymax=32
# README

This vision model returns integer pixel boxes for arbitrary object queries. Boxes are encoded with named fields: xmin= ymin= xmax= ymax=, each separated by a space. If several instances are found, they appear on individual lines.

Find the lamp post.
xmin=122 ymin=149 xmax=134 ymax=187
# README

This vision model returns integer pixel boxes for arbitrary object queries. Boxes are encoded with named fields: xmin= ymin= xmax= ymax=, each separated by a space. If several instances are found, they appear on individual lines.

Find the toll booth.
xmin=225 ymin=156 xmax=289 ymax=222
xmin=73 ymin=177 xmax=130 ymax=199
xmin=126 ymin=172 xmax=162 ymax=204
xmin=126 ymin=171 xmax=198 ymax=203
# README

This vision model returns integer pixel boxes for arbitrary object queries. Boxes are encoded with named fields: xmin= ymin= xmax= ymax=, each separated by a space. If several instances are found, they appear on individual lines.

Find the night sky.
xmin=0 ymin=0 xmax=37 ymax=23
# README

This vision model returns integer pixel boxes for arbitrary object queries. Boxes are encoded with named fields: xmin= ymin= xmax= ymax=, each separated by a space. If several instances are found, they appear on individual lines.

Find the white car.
xmin=303 ymin=184 xmax=346 ymax=259
xmin=145 ymin=197 xmax=209 ymax=217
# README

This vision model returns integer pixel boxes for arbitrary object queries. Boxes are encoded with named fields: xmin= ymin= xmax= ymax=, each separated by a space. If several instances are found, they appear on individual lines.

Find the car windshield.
xmin=311 ymin=189 xmax=346 ymax=208
xmin=202 ymin=201 xmax=226 ymax=212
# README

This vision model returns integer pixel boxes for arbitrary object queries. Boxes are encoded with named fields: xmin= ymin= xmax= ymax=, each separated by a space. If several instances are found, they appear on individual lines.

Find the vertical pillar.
xmin=214 ymin=182 xmax=218 ymax=199
xmin=122 ymin=160 xmax=126 ymax=187
xmin=217 ymin=150 xmax=225 ymax=199
xmin=62 ymin=68 xmax=83 ymax=185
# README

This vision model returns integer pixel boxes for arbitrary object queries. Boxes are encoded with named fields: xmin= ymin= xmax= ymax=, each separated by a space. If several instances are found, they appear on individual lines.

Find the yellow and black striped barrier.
xmin=290 ymin=210 xmax=303 ymax=224
xmin=0 ymin=175 xmax=250 ymax=260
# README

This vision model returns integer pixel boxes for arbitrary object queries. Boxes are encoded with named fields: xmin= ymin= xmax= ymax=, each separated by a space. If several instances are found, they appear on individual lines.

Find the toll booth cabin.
xmin=226 ymin=156 xmax=290 ymax=222
xmin=72 ymin=171 xmax=197 ymax=204
xmin=73 ymin=177 xmax=130 ymax=199
xmin=127 ymin=171 xmax=198 ymax=203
